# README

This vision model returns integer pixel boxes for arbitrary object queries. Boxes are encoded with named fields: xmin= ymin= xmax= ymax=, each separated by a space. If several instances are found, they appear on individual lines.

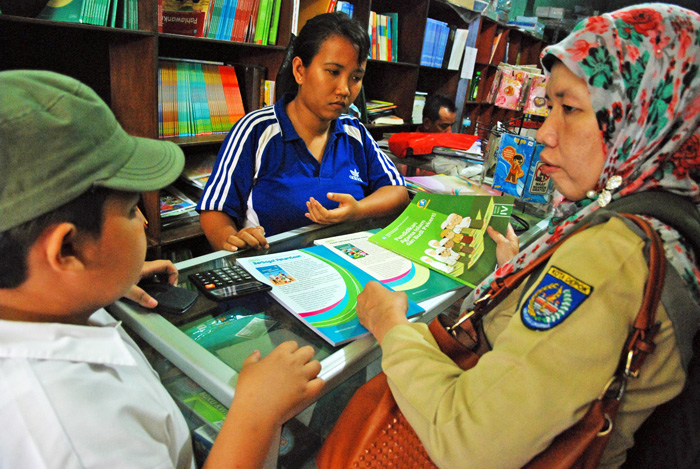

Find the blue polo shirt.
xmin=197 ymin=94 xmax=405 ymax=236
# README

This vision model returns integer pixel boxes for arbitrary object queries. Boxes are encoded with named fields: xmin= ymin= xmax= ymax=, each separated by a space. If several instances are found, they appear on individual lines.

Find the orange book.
xmin=232 ymin=0 xmax=253 ymax=42
xmin=489 ymin=30 xmax=504 ymax=64
xmin=298 ymin=0 xmax=332 ymax=31
xmin=219 ymin=65 xmax=246 ymax=129
xmin=387 ymin=15 xmax=392 ymax=62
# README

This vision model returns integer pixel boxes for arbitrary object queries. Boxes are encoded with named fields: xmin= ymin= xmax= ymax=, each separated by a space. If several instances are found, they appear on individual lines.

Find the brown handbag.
xmin=316 ymin=214 xmax=665 ymax=468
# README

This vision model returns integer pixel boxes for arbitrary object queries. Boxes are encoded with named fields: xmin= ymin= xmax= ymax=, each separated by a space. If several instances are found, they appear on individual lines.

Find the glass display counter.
xmin=106 ymin=215 xmax=472 ymax=408
xmin=107 ymin=209 xmax=549 ymax=466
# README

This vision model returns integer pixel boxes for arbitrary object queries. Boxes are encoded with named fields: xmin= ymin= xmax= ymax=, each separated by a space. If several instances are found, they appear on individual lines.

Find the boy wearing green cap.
xmin=0 ymin=70 xmax=323 ymax=467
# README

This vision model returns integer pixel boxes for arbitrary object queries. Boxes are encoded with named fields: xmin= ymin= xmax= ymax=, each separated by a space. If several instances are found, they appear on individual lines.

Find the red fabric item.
xmin=388 ymin=132 xmax=479 ymax=158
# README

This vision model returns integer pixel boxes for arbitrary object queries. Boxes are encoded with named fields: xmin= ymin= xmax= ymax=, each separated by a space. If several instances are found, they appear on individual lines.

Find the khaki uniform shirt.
xmin=381 ymin=217 xmax=685 ymax=468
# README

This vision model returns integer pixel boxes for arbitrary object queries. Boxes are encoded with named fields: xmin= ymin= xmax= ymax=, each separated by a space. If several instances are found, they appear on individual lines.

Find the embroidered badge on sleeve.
xmin=521 ymin=266 xmax=593 ymax=330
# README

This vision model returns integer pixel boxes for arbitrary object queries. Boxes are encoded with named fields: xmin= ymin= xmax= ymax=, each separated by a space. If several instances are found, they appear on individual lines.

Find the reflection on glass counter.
xmin=177 ymin=295 xmax=336 ymax=374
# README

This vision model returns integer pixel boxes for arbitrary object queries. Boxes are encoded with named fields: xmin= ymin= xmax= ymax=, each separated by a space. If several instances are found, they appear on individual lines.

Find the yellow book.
xmin=298 ymin=0 xmax=332 ymax=31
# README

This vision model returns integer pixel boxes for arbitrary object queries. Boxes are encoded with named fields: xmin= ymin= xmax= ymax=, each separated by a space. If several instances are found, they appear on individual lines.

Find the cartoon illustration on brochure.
xmin=422 ymin=196 xmax=495 ymax=275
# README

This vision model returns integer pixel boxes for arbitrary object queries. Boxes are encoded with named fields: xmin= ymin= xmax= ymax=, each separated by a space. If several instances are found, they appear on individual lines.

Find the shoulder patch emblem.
xmin=521 ymin=266 xmax=592 ymax=330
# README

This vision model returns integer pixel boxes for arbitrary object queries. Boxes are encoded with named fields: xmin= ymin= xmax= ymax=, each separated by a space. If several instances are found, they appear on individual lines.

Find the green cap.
xmin=0 ymin=70 xmax=185 ymax=232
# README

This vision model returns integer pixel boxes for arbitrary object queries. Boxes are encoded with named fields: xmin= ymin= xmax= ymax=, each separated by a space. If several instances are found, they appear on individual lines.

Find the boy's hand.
xmin=357 ymin=281 xmax=410 ymax=345
xmin=124 ymin=260 xmax=178 ymax=308
xmin=234 ymin=341 xmax=324 ymax=426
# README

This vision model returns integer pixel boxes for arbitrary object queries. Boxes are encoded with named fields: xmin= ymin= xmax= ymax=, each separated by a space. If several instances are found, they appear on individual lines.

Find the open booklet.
xmin=369 ymin=193 xmax=515 ymax=288
xmin=236 ymin=245 xmax=425 ymax=347
xmin=314 ymin=230 xmax=463 ymax=303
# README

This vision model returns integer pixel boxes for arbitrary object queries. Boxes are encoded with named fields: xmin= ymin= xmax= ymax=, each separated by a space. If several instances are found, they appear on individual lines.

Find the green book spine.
xmin=109 ymin=0 xmax=118 ymax=27
xmin=206 ymin=0 xmax=225 ymax=38
xmin=258 ymin=0 xmax=269 ymax=45
xmin=261 ymin=0 xmax=274 ymax=44
xmin=84 ymin=0 xmax=96 ymax=25
xmin=130 ymin=0 xmax=138 ymax=29
xmin=176 ymin=62 xmax=192 ymax=137
xmin=91 ymin=0 xmax=103 ymax=25
xmin=95 ymin=0 xmax=108 ymax=25
xmin=267 ymin=0 xmax=281 ymax=45
xmin=124 ymin=0 xmax=130 ymax=29
xmin=252 ymin=0 xmax=270 ymax=44
xmin=192 ymin=64 xmax=213 ymax=135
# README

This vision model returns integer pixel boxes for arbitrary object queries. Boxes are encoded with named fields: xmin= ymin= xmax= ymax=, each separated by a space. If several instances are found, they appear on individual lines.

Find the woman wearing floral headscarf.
xmin=355 ymin=3 xmax=700 ymax=467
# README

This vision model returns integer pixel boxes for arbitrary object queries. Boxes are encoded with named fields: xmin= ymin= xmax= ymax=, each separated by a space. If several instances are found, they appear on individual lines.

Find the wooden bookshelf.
xmin=0 ymin=3 xmax=293 ymax=257
xmin=1 ymin=0 xmax=545 ymax=257
xmin=297 ymin=0 xmax=545 ymax=138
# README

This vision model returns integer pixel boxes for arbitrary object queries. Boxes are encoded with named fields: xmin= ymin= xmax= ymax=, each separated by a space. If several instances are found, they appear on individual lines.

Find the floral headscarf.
xmin=467 ymin=3 xmax=700 ymax=308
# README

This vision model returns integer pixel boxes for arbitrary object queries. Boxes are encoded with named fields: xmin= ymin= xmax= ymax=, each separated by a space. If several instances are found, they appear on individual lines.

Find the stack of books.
xmin=366 ymin=100 xmax=404 ymax=125
xmin=158 ymin=59 xmax=246 ymax=138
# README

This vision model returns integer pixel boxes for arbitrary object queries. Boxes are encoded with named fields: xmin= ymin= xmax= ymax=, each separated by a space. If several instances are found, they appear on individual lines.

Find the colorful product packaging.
xmin=521 ymin=144 xmax=553 ymax=203
xmin=494 ymin=68 xmax=523 ymax=110
xmin=494 ymin=68 xmax=532 ymax=111
xmin=523 ymin=75 xmax=548 ymax=116
xmin=492 ymin=133 xmax=536 ymax=197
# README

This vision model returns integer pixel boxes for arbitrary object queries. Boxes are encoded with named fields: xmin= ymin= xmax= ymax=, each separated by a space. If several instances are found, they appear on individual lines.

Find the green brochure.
xmin=370 ymin=193 xmax=515 ymax=288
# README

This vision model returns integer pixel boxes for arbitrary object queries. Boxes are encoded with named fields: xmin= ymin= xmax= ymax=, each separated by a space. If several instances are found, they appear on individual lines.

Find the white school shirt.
xmin=0 ymin=309 xmax=195 ymax=469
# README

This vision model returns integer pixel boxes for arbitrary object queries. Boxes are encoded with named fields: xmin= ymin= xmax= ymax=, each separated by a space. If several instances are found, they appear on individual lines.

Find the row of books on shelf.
xmin=30 ymin=0 xmax=279 ymax=40
xmin=159 ymin=0 xmax=282 ymax=44
xmin=368 ymin=11 xmax=398 ymax=62
xmin=420 ymin=19 xmax=469 ymax=70
xmin=36 ymin=0 xmax=138 ymax=29
xmin=158 ymin=59 xmax=272 ymax=139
